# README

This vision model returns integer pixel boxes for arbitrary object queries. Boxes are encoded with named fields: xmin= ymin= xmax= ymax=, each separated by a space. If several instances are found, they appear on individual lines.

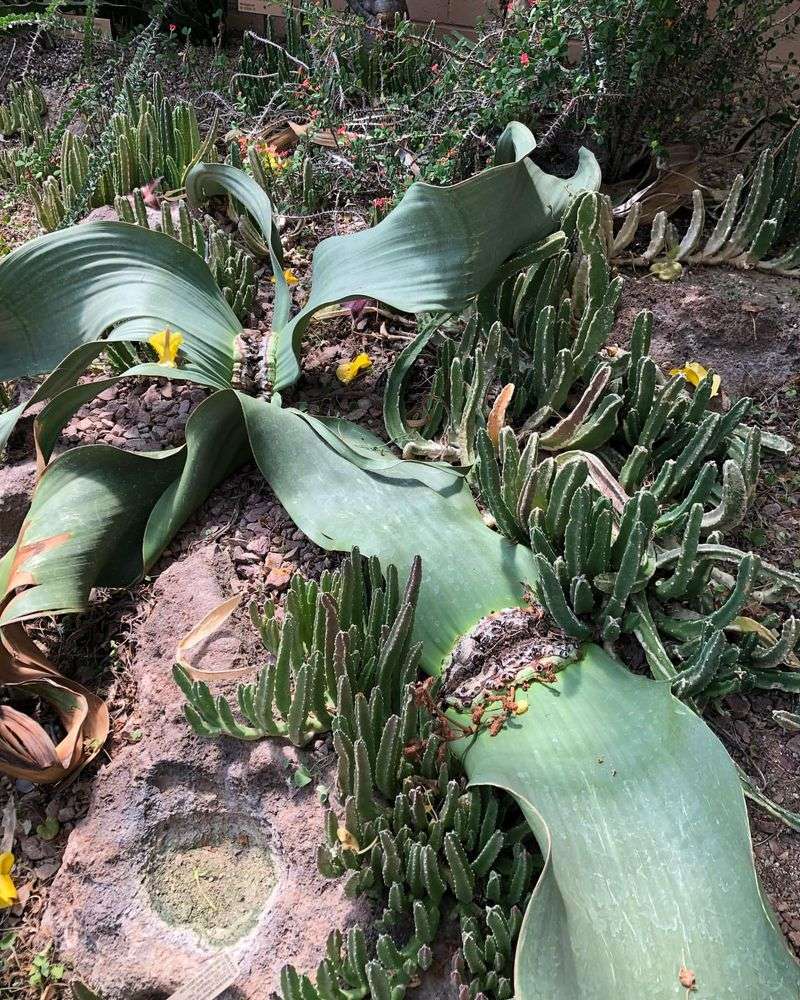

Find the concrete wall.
xmin=227 ymin=0 xmax=495 ymax=34
xmin=228 ymin=0 xmax=799 ymax=59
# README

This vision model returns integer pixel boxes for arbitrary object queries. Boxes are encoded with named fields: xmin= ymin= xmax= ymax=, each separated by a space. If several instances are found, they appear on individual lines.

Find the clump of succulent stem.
xmin=30 ymin=73 xmax=217 ymax=232
xmin=609 ymin=133 xmax=800 ymax=277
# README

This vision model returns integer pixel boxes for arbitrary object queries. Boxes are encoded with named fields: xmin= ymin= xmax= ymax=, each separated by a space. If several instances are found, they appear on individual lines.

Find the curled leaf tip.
xmin=336 ymin=352 xmax=372 ymax=385
xmin=148 ymin=328 xmax=183 ymax=368
xmin=669 ymin=361 xmax=720 ymax=397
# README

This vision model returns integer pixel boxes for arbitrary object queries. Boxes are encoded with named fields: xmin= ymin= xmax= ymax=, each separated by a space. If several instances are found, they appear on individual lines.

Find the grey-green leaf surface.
xmin=463 ymin=644 xmax=800 ymax=999
xmin=185 ymin=161 xmax=290 ymax=328
xmin=2 ymin=392 xmax=530 ymax=670
xmin=1 ymin=390 xmax=249 ymax=625
xmin=0 ymin=221 xmax=241 ymax=454
xmin=268 ymin=123 xmax=600 ymax=391
xmin=239 ymin=394 xmax=535 ymax=667
xmin=0 ymin=221 xmax=240 ymax=384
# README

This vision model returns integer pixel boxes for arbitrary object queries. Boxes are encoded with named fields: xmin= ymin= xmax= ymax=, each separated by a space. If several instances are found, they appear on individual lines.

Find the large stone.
xmin=42 ymin=544 xmax=372 ymax=999
xmin=0 ymin=458 xmax=36 ymax=553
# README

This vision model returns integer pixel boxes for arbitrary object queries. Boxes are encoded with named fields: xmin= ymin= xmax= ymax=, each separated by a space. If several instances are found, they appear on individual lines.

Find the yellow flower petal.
xmin=0 ymin=852 xmax=17 ymax=909
xmin=271 ymin=268 xmax=299 ymax=286
xmin=336 ymin=353 xmax=372 ymax=385
xmin=262 ymin=150 xmax=287 ymax=171
xmin=669 ymin=361 xmax=720 ymax=397
xmin=148 ymin=328 xmax=183 ymax=368
xmin=336 ymin=827 xmax=360 ymax=852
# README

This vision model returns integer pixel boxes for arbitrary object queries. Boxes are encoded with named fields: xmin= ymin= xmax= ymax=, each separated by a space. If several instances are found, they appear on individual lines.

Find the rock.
xmin=0 ymin=459 xmax=36 ymax=552
xmin=726 ymin=694 xmax=751 ymax=720
xmin=80 ymin=205 xmax=120 ymax=224
xmin=42 ymin=545 xmax=373 ymax=999
xmin=265 ymin=567 xmax=291 ymax=591
xmin=18 ymin=835 xmax=58 ymax=862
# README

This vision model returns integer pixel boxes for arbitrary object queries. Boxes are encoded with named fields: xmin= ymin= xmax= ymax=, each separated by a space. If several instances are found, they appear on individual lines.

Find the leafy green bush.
xmin=510 ymin=0 xmax=800 ymax=177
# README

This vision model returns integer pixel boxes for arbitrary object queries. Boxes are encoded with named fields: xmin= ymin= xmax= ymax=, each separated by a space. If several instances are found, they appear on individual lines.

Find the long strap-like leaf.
xmin=462 ymin=646 xmax=800 ymax=999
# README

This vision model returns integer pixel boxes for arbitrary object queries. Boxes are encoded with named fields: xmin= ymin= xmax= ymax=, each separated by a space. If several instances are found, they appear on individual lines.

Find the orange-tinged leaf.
xmin=487 ymin=383 xmax=515 ymax=448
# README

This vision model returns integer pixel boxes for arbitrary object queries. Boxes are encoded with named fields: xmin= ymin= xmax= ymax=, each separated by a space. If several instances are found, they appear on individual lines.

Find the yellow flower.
xmin=649 ymin=259 xmax=683 ymax=282
xmin=336 ymin=353 xmax=372 ymax=385
xmin=0 ymin=852 xmax=18 ymax=909
xmin=148 ymin=328 xmax=183 ymax=368
xmin=669 ymin=361 xmax=721 ymax=398
xmin=263 ymin=150 xmax=286 ymax=171
xmin=271 ymin=268 xmax=299 ymax=286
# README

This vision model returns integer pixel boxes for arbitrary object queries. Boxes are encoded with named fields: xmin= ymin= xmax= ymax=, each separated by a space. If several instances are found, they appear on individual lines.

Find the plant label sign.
xmin=167 ymin=954 xmax=238 ymax=1000
xmin=238 ymin=0 xmax=283 ymax=13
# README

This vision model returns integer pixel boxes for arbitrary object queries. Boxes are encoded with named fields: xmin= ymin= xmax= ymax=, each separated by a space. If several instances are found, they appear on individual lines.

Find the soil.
xmin=1 ymin=23 xmax=799 ymax=1000
xmin=613 ymin=265 xmax=800 ymax=395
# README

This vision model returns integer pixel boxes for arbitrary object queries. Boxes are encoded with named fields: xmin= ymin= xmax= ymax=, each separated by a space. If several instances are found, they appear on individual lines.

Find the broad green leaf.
xmin=0 ymin=222 xmax=240 ymax=383
xmin=1 ymin=391 xmax=249 ymax=626
xmin=463 ymin=645 xmax=800 ymax=999
xmin=1 ymin=388 xmax=532 ymax=668
xmin=185 ymin=161 xmax=290 ymax=328
xmin=382 ymin=233 xmax=567 ymax=448
xmin=268 ymin=123 xmax=600 ymax=390
xmin=0 ymin=222 xmax=241 ymax=452
xmin=238 ymin=394 xmax=535 ymax=667
xmin=2 ymin=392 xmax=799 ymax=997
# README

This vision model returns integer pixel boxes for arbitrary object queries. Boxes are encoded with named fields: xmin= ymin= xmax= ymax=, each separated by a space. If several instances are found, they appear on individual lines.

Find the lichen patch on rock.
xmin=146 ymin=818 xmax=278 ymax=947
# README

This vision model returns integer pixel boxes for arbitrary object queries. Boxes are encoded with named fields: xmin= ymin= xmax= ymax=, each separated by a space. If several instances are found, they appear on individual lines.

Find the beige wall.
xmin=229 ymin=0 xmax=799 ymax=57
xmin=227 ymin=0 xmax=493 ymax=33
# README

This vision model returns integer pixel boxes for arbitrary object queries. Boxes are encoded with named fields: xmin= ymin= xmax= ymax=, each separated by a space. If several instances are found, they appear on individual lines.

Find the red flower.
xmin=431 ymin=63 xmax=439 ymax=73
xmin=168 ymin=22 xmax=177 ymax=31
xmin=519 ymin=52 xmax=530 ymax=66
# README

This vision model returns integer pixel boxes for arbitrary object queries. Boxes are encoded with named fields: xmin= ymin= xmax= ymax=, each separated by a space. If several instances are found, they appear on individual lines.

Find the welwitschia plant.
xmin=1 ymin=137 xmax=799 ymax=999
